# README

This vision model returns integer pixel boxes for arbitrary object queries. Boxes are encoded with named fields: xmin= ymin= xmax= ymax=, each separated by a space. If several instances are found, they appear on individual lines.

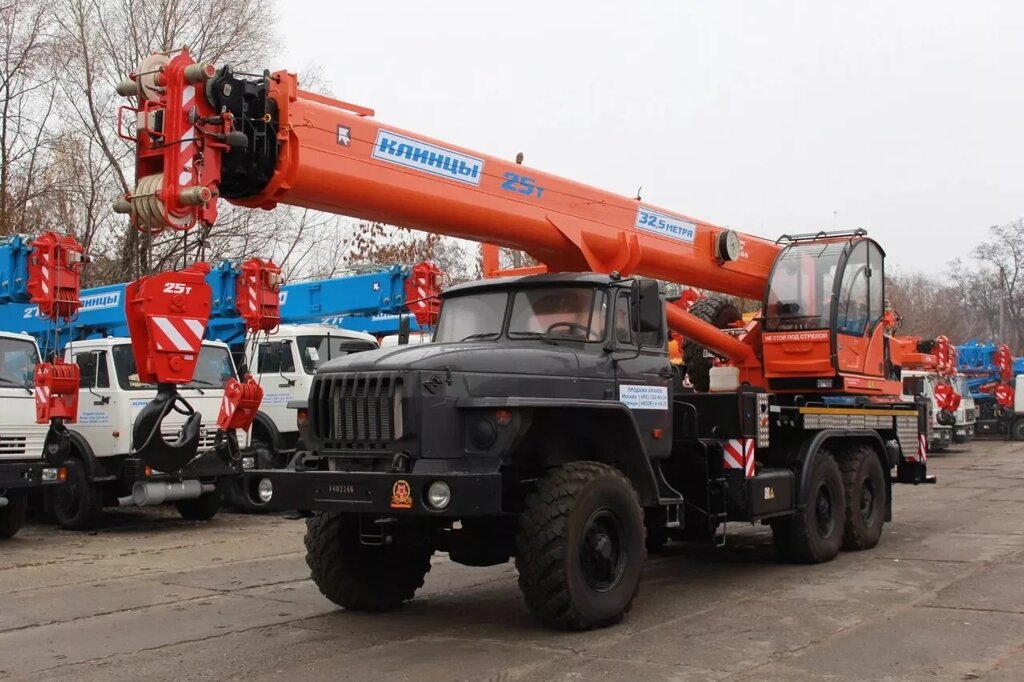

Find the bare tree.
xmin=0 ymin=0 xmax=58 ymax=235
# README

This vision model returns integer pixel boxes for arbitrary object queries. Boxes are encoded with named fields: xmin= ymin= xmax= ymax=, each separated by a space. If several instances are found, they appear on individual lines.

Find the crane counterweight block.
xmin=405 ymin=261 xmax=442 ymax=327
xmin=236 ymin=258 xmax=282 ymax=333
xmin=216 ymin=375 xmax=263 ymax=432
xmin=33 ymin=359 xmax=80 ymax=423
xmin=26 ymin=232 xmax=85 ymax=322
xmin=125 ymin=264 xmax=213 ymax=385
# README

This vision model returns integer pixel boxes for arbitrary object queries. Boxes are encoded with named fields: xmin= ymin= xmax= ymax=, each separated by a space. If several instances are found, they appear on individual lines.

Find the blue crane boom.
xmin=0 ymin=260 xmax=434 ymax=348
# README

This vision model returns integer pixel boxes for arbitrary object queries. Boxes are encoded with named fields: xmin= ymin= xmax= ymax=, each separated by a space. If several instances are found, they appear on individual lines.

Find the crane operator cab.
xmin=761 ymin=230 xmax=900 ymax=395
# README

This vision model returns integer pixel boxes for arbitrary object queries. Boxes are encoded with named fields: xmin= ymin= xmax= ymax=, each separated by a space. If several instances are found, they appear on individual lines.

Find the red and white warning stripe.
xmin=151 ymin=316 xmax=205 ymax=353
xmin=178 ymin=86 xmax=197 ymax=187
xmin=39 ymin=251 xmax=50 ymax=295
xmin=918 ymin=433 xmax=927 ymax=463
xmin=415 ymin=276 xmax=427 ymax=310
xmin=723 ymin=438 xmax=755 ymax=478
xmin=34 ymin=385 xmax=50 ymax=409
xmin=220 ymin=394 xmax=236 ymax=421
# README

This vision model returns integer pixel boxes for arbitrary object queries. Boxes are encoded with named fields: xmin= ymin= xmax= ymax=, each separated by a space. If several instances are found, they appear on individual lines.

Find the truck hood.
xmin=317 ymin=341 xmax=582 ymax=377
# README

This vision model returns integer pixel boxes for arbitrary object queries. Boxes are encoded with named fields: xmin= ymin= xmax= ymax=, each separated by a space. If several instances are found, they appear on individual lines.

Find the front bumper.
xmin=121 ymin=450 xmax=243 ymax=484
xmin=0 ymin=459 xmax=64 ymax=491
xmin=953 ymin=424 xmax=975 ymax=443
xmin=241 ymin=469 xmax=503 ymax=516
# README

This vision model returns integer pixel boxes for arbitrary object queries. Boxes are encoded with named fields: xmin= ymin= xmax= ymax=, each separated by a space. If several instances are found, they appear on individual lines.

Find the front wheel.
xmin=53 ymin=460 xmax=103 ymax=531
xmin=305 ymin=512 xmax=433 ymax=611
xmin=0 ymin=494 xmax=28 ymax=539
xmin=772 ymin=449 xmax=846 ymax=564
xmin=516 ymin=461 xmax=646 ymax=631
xmin=176 ymin=488 xmax=222 ymax=521
xmin=1011 ymin=419 xmax=1024 ymax=441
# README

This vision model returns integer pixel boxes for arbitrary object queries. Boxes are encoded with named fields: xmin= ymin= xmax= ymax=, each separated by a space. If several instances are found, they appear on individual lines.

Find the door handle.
xmin=658 ymin=371 xmax=675 ymax=379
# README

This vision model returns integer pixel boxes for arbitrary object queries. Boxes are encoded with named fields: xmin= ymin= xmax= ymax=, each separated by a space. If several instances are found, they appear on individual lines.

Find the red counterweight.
xmin=27 ymin=232 xmax=85 ymax=322
xmin=34 ymin=360 xmax=81 ymax=423
xmin=236 ymin=258 xmax=282 ymax=333
xmin=404 ymin=261 xmax=443 ymax=327
xmin=217 ymin=376 xmax=264 ymax=432
xmin=125 ymin=264 xmax=213 ymax=385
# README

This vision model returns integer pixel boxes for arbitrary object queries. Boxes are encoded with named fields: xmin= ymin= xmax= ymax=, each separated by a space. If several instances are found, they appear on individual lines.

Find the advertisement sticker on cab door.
xmin=635 ymin=206 xmax=696 ymax=244
xmin=619 ymin=384 xmax=669 ymax=410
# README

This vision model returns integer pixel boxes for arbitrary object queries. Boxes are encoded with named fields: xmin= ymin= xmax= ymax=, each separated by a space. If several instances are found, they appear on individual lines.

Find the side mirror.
xmin=633 ymin=278 xmax=662 ymax=333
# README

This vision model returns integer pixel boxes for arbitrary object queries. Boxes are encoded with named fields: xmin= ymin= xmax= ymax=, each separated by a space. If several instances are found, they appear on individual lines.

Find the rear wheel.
xmin=772 ymin=449 xmax=845 ymax=563
xmin=53 ymin=460 xmax=103 ymax=531
xmin=840 ymin=445 xmax=887 ymax=551
xmin=176 ymin=488 xmax=222 ymax=521
xmin=516 ymin=461 xmax=645 ymax=630
xmin=305 ymin=512 xmax=433 ymax=611
xmin=0 ymin=493 xmax=28 ymax=539
xmin=1011 ymin=419 xmax=1024 ymax=441
xmin=683 ymin=296 xmax=742 ymax=392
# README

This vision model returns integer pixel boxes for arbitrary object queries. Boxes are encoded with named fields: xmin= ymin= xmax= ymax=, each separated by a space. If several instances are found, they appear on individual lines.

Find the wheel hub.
xmin=580 ymin=507 xmax=626 ymax=593
xmin=815 ymin=483 xmax=834 ymax=536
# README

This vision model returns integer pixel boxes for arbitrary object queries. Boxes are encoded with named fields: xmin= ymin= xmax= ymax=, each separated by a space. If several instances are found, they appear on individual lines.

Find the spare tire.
xmin=683 ymin=296 xmax=742 ymax=392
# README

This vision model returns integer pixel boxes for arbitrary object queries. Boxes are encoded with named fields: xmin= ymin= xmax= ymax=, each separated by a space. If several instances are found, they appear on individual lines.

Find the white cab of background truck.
xmin=901 ymin=370 xmax=952 ymax=452
xmin=240 ymin=324 xmax=378 ymax=461
xmin=0 ymin=332 xmax=47 ymax=464
xmin=49 ymin=337 xmax=244 ymax=529
xmin=953 ymin=374 xmax=976 ymax=444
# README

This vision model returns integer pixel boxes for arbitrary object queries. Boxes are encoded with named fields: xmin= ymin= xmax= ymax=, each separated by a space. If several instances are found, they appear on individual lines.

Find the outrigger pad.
xmin=132 ymin=392 xmax=203 ymax=472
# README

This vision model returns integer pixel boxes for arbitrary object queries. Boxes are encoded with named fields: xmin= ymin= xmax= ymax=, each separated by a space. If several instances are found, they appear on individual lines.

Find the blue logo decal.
xmin=373 ymin=130 xmax=484 ymax=186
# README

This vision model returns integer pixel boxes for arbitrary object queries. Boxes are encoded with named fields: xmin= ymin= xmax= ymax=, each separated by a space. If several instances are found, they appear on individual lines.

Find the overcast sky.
xmin=277 ymin=1 xmax=1022 ymax=273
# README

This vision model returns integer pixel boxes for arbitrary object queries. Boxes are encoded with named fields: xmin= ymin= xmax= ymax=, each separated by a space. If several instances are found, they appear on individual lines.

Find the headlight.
xmin=427 ymin=480 xmax=451 ymax=510
xmin=41 ymin=467 xmax=60 ymax=481
xmin=257 ymin=477 xmax=273 ymax=503
xmin=241 ymin=456 xmax=255 ymax=470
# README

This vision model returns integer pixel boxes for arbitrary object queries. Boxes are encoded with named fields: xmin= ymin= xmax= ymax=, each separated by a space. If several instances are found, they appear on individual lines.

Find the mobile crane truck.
xmin=0 ymin=233 xmax=83 ymax=538
xmin=113 ymin=50 xmax=929 ymax=630
xmin=957 ymin=340 xmax=1024 ymax=439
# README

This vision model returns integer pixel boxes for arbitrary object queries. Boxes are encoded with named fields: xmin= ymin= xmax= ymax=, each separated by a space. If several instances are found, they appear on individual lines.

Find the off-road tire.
xmin=771 ymin=449 xmax=845 ymax=564
xmin=1012 ymin=419 xmax=1024 ymax=441
xmin=684 ymin=296 xmax=742 ymax=392
xmin=840 ymin=444 xmax=887 ymax=551
xmin=53 ymin=459 xmax=103 ymax=531
xmin=515 ymin=461 xmax=646 ymax=630
xmin=0 ymin=493 xmax=28 ymax=539
xmin=176 ymin=489 xmax=222 ymax=521
xmin=305 ymin=512 xmax=433 ymax=611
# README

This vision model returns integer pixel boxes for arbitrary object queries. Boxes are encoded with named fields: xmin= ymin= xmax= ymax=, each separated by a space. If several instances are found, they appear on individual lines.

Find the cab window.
xmin=75 ymin=351 xmax=110 ymax=389
xmin=614 ymin=292 xmax=633 ymax=344
xmin=258 ymin=341 xmax=296 ymax=374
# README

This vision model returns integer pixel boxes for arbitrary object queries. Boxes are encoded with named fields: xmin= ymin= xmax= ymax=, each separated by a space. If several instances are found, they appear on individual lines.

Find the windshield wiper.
xmin=507 ymin=331 xmax=557 ymax=344
xmin=459 ymin=332 xmax=499 ymax=342
xmin=0 ymin=377 xmax=32 ymax=394
xmin=184 ymin=378 xmax=221 ymax=394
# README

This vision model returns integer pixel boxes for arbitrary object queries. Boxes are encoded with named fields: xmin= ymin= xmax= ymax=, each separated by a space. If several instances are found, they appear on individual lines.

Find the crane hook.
xmin=132 ymin=383 xmax=203 ymax=472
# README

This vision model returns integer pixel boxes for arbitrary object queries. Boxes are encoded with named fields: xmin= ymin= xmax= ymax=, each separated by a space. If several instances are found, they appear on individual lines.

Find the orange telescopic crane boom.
xmin=114 ymin=51 xmax=776 ymax=365
xmin=114 ymin=49 xmax=900 ymax=395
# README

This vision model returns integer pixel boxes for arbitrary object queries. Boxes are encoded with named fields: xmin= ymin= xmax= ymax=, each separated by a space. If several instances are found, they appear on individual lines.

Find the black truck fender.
xmin=794 ymin=429 xmax=892 ymax=520
xmin=455 ymin=397 xmax=661 ymax=505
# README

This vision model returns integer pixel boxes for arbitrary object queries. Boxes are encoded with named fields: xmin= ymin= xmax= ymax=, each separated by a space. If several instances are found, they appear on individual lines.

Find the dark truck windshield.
xmin=112 ymin=344 xmax=236 ymax=389
xmin=0 ymin=336 xmax=39 ymax=388
xmin=433 ymin=286 xmax=608 ymax=343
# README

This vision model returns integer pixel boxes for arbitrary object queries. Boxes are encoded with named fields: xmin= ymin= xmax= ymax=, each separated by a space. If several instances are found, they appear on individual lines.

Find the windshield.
xmin=508 ymin=288 xmax=607 ymax=342
xmin=113 ymin=344 xmax=235 ymax=390
xmin=764 ymin=242 xmax=845 ymax=331
xmin=295 ymin=335 xmax=376 ymax=374
xmin=0 ymin=337 xmax=39 ymax=388
xmin=434 ymin=292 xmax=508 ymax=342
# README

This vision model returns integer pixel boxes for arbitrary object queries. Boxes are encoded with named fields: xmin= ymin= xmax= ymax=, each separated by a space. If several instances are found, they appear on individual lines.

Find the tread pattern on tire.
xmin=773 ymin=449 xmax=844 ymax=564
xmin=839 ymin=444 xmax=886 ymax=551
xmin=515 ymin=461 xmax=644 ymax=631
xmin=55 ymin=459 xmax=103 ymax=531
xmin=683 ymin=296 xmax=742 ymax=392
xmin=305 ymin=512 xmax=433 ymax=612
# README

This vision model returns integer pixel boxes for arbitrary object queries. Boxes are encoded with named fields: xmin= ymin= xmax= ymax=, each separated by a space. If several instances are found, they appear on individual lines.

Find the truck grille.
xmin=965 ymin=408 xmax=975 ymax=422
xmin=311 ymin=373 xmax=402 ymax=450
xmin=0 ymin=428 xmax=47 ymax=459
